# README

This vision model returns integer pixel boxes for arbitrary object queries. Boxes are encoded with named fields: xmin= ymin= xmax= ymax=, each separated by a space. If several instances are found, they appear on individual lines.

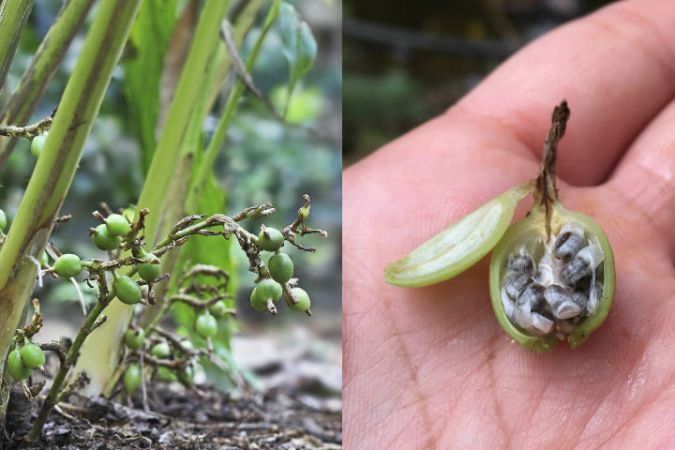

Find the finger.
xmin=606 ymin=97 xmax=675 ymax=254
xmin=345 ymin=111 xmax=539 ymax=257
xmin=457 ymin=0 xmax=675 ymax=186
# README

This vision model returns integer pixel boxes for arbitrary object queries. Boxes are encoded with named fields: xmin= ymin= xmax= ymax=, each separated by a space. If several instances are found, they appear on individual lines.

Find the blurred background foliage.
xmin=343 ymin=0 xmax=614 ymax=165
xmin=0 ymin=0 xmax=341 ymax=355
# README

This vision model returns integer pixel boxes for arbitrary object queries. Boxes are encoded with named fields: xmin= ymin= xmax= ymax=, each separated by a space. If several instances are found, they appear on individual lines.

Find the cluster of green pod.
xmin=251 ymin=226 xmax=312 ymax=315
xmin=49 ymin=211 xmax=163 ymax=307
xmin=121 ymin=327 xmax=197 ymax=392
xmin=91 ymin=213 xmax=130 ymax=251
xmin=7 ymin=340 xmax=46 ymax=381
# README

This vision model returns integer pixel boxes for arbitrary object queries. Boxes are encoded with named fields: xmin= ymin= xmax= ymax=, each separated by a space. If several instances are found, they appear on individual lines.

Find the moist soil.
xmin=2 ymin=384 xmax=341 ymax=449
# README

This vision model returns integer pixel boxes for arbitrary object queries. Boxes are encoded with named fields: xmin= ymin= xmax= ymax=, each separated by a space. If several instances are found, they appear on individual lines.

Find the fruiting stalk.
xmin=74 ymin=0 xmax=231 ymax=396
xmin=0 ymin=0 xmax=141 ymax=411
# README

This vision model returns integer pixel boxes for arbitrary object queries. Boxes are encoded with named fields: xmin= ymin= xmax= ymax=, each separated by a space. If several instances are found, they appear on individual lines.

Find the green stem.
xmin=137 ymin=0 xmax=266 ymax=328
xmin=137 ymin=0 xmax=231 ymax=246
xmin=0 ymin=0 xmax=140 ymax=408
xmin=0 ymin=0 xmax=34 ymax=92
xmin=185 ymin=0 xmax=281 ymax=212
xmin=76 ymin=0 xmax=231 ymax=397
xmin=205 ymin=0 xmax=265 ymax=111
xmin=0 ymin=0 xmax=95 ymax=167
xmin=26 ymin=292 xmax=114 ymax=442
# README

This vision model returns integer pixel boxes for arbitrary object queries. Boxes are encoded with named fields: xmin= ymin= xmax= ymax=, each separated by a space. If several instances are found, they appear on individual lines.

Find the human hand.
xmin=343 ymin=1 xmax=675 ymax=448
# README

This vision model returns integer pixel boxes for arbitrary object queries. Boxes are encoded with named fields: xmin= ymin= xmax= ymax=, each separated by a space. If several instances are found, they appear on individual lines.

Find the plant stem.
xmin=75 ymin=0 xmax=231 ymax=398
xmin=185 ymin=0 xmax=281 ymax=212
xmin=26 ymin=292 xmax=114 ymax=442
xmin=137 ymin=0 xmax=231 ymax=246
xmin=138 ymin=0 xmax=266 ymax=328
xmin=0 ymin=0 xmax=34 ymax=92
xmin=0 ymin=0 xmax=95 ymax=167
xmin=0 ymin=0 xmax=141 ymax=415
xmin=205 ymin=0 xmax=266 ymax=110
xmin=536 ymin=99 xmax=570 ymax=237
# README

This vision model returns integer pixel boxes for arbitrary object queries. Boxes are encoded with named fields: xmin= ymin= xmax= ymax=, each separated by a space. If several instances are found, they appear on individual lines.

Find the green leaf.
xmin=276 ymin=2 xmax=317 ymax=108
xmin=384 ymin=183 xmax=534 ymax=288
xmin=175 ymin=174 xmax=236 ymax=297
xmin=292 ymin=21 xmax=317 ymax=86
xmin=270 ymin=84 xmax=323 ymax=123
xmin=122 ymin=0 xmax=178 ymax=175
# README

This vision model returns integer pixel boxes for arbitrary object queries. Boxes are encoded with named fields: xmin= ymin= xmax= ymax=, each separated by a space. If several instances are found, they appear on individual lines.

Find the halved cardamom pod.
xmin=384 ymin=101 xmax=616 ymax=351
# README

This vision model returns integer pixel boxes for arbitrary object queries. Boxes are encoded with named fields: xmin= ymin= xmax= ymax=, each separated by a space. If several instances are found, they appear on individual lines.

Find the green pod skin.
xmin=105 ymin=213 xmax=131 ymax=237
xmin=250 ymin=278 xmax=283 ymax=311
xmin=156 ymin=366 xmax=177 ymax=382
xmin=209 ymin=300 xmax=229 ymax=318
xmin=92 ymin=224 xmax=122 ymax=251
xmin=53 ymin=253 xmax=82 ymax=278
xmin=20 ymin=342 xmax=46 ymax=369
xmin=177 ymin=364 xmax=195 ymax=387
xmin=31 ymin=134 xmax=47 ymax=159
xmin=114 ymin=276 xmax=142 ymax=305
xmin=137 ymin=253 xmax=161 ymax=282
xmin=258 ymin=227 xmax=285 ymax=252
xmin=287 ymin=287 xmax=311 ymax=313
xmin=123 ymin=364 xmax=142 ymax=393
xmin=124 ymin=329 xmax=145 ymax=350
xmin=195 ymin=313 xmax=218 ymax=338
xmin=150 ymin=342 xmax=171 ymax=358
xmin=489 ymin=204 xmax=615 ymax=351
xmin=40 ymin=251 xmax=49 ymax=268
xmin=8 ymin=348 xmax=31 ymax=380
xmin=268 ymin=253 xmax=294 ymax=283
xmin=179 ymin=340 xmax=194 ymax=353
xmin=385 ymin=183 xmax=534 ymax=287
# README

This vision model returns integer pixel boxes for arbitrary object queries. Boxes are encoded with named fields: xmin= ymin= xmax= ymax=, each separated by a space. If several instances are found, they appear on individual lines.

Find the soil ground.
xmin=1 ymin=324 xmax=342 ymax=449
xmin=5 ymin=386 xmax=341 ymax=449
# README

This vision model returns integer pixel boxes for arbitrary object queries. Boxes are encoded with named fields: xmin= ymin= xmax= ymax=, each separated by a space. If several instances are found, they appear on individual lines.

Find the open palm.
xmin=343 ymin=1 xmax=675 ymax=448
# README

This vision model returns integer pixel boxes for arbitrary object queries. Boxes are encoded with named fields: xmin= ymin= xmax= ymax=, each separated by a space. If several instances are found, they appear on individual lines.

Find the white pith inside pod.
xmin=489 ymin=204 xmax=615 ymax=351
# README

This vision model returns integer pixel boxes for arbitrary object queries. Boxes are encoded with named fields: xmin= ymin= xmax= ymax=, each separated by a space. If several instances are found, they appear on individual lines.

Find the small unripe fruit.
xmin=40 ymin=251 xmax=49 ymax=267
xmin=258 ymin=227 xmax=284 ymax=252
xmin=151 ymin=342 xmax=171 ymax=358
xmin=53 ymin=254 xmax=82 ymax=278
xmin=250 ymin=278 xmax=282 ymax=311
xmin=268 ymin=253 xmax=294 ymax=283
xmin=114 ymin=276 xmax=142 ymax=305
xmin=92 ymin=224 xmax=121 ymax=251
xmin=156 ymin=366 xmax=176 ymax=382
xmin=31 ymin=134 xmax=47 ymax=159
xmin=287 ymin=287 xmax=311 ymax=313
xmin=20 ymin=342 xmax=46 ymax=369
xmin=209 ymin=300 xmax=229 ymax=318
xmin=7 ymin=348 xmax=31 ymax=380
xmin=177 ymin=364 xmax=195 ymax=387
xmin=195 ymin=312 xmax=217 ymax=338
xmin=137 ymin=253 xmax=160 ymax=282
xmin=105 ymin=213 xmax=131 ymax=237
xmin=123 ymin=364 xmax=142 ymax=393
xmin=124 ymin=329 xmax=145 ymax=350
xmin=0 ymin=208 xmax=7 ymax=231
xmin=179 ymin=340 xmax=194 ymax=353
